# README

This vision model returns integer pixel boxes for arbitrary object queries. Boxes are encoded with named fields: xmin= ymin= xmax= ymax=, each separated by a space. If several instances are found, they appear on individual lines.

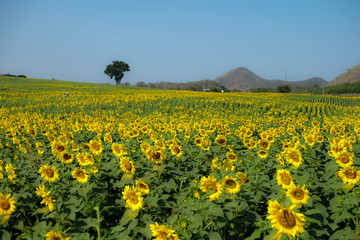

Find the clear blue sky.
xmin=1 ymin=0 xmax=359 ymax=84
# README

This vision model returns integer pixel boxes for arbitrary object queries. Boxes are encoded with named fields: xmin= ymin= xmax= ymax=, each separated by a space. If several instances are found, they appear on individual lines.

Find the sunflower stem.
xmin=94 ymin=205 xmax=101 ymax=240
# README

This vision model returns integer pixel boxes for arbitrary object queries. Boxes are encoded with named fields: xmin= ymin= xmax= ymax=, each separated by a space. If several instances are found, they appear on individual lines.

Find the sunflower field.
xmin=1 ymin=77 xmax=360 ymax=240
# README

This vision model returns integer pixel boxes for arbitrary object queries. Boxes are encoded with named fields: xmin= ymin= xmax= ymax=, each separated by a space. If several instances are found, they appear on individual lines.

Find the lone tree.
xmin=104 ymin=61 xmax=130 ymax=85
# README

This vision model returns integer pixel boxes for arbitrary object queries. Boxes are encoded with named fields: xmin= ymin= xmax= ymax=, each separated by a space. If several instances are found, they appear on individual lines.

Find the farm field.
xmin=1 ymin=77 xmax=360 ymax=239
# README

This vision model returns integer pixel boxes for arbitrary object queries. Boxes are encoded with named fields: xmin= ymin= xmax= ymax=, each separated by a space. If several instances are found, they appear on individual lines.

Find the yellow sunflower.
xmin=0 ymin=193 xmax=16 ymax=216
xmin=122 ymin=185 xmax=144 ymax=211
xmin=237 ymin=172 xmax=249 ymax=185
xmin=226 ymin=151 xmax=238 ymax=162
xmin=277 ymin=169 xmax=295 ymax=189
xmin=135 ymin=179 xmax=150 ymax=195
xmin=59 ymin=151 xmax=74 ymax=164
xmin=89 ymin=139 xmax=103 ymax=156
xmin=285 ymin=147 xmax=303 ymax=168
xmin=170 ymin=145 xmax=183 ymax=158
xmin=112 ymin=142 xmax=127 ymax=157
xmin=199 ymin=176 xmax=223 ymax=201
xmin=149 ymin=222 xmax=180 ymax=240
xmin=35 ymin=185 xmax=47 ymax=197
xmin=45 ymin=230 xmax=70 ymax=240
xmin=337 ymin=167 xmax=360 ymax=185
xmin=215 ymin=134 xmax=227 ymax=146
xmin=286 ymin=185 xmax=310 ymax=205
xmin=120 ymin=156 xmax=136 ymax=175
xmin=335 ymin=151 xmax=354 ymax=168
xmin=72 ymin=167 xmax=89 ymax=184
xmin=266 ymin=200 xmax=305 ymax=240
xmin=40 ymin=192 xmax=56 ymax=212
xmin=222 ymin=176 xmax=241 ymax=194
xmin=146 ymin=148 xmax=166 ymax=164
xmin=39 ymin=165 xmax=59 ymax=183
xmin=51 ymin=140 xmax=66 ymax=156
xmin=257 ymin=150 xmax=268 ymax=159
xmin=5 ymin=163 xmax=17 ymax=183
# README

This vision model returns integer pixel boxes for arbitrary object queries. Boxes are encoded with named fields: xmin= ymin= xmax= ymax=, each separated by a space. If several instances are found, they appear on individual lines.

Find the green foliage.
xmin=104 ymin=61 xmax=130 ymax=85
xmin=310 ymin=82 xmax=360 ymax=95
xmin=276 ymin=84 xmax=291 ymax=93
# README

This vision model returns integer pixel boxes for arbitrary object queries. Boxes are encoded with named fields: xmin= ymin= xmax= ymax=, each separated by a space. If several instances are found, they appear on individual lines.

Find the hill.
xmin=213 ymin=67 xmax=326 ymax=91
xmin=326 ymin=64 xmax=360 ymax=87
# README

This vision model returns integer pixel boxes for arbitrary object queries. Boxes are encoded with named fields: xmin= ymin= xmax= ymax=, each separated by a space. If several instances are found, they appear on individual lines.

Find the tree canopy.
xmin=104 ymin=61 xmax=130 ymax=85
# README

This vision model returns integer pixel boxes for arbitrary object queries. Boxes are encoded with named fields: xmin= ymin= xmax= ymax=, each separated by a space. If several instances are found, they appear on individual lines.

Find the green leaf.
xmin=244 ymin=228 xmax=261 ymax=240
xmin=0 ymin=230 xmax=11 ymax=240
xmin=208 ymin=232 xmax=222 ymax=240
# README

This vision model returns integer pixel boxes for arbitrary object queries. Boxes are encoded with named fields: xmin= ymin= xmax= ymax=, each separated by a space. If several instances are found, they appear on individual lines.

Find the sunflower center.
xmin=1 ymin=200 xmax=10 ymax=210
xmin=340 ymin=155 xmax=350 ymax=164
xmin=152 ymin=152 xmax=161 ymax=160
xmin=45 ymin=169 xmax=54 ymax=177
xmin=124 ymin=162 xmax=133 ymax=171
xmin=345 ymin=170 xmax=357 ymax=179
xmin=280 ymin=210 xmax=296 ymax=228
xmin=293 ymin=190 xmax=304 ymax=200
xmin=225 ymin=180 xmax=235 ymax=188
xmin=129 ymin=194 xmax=139 ymax=204
xmin=290 ymin=152 xmax=299 ymax=162
xmin=63 ymin=153 xmax=71 ymax=160
xmin=57 ymin=145 xmax=65 ymax=152
xmin=173 ymin=147 xmax=180 ymax=154
xmin=281 ymin=174 xmax=291 ymax=185
xmin=206 ymin=183 xmax=217 ymax=192
xmin=78 ymin=171 xmax=85 ymax=178
xmin=92 ymin=143 xmax=100 ymax=151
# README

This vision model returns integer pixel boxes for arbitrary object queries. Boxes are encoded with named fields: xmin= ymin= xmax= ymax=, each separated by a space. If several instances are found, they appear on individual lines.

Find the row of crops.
xmin=1 ymin=77 xmax=360 ymax=239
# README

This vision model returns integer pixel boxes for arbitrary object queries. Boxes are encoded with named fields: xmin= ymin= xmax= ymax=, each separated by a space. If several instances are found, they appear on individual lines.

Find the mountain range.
xmin=326 ymin=64 xmax=360 ymax=87
xmin=213 ymin=67 xmax=326 ymax=91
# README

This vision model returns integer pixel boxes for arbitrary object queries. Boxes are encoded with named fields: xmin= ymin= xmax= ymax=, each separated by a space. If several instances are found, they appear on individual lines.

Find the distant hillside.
xmin=327 ymin=64 xmax=360 ymax=87
xmin=213 ymin=67 xmax=327 ymax=91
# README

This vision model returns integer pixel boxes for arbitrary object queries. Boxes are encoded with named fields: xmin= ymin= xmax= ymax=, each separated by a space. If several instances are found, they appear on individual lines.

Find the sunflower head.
xmin=286 ymin=185 xmax=310 ymax=205
xmin=122 ymin=185 xmax=144 ymax=212
xmin=277 ymin=169 xmax=295 ymax=189
xmin=0 ymin=193 xmax=16 ymax=216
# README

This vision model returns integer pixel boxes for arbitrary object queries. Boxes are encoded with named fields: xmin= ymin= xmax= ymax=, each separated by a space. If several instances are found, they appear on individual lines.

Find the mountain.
xmin=213 ymin=67 xmax=327 ymax=91
xmin=326 ymin=64 xmax=360 ymax=87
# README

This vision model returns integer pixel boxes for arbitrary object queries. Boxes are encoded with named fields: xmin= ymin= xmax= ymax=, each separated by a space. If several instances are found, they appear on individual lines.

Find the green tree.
xmin=104 ymin=61 xmax=130 ymax=85
xmin=277 ymin=84 xmax=291 ymax=93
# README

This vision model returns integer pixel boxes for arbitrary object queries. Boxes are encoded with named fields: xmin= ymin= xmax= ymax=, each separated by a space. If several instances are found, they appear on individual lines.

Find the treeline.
xmin=135 ymin=79 xmax=229 ymax=92
xmin=0 ymin=74 xmax=27 ymax=78
xmin=310 ymin=82 xmax=360 ymax=95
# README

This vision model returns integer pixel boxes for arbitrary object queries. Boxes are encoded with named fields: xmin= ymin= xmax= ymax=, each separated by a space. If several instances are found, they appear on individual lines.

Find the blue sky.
xmin=1 ymin=0 xmax=359 ymax=85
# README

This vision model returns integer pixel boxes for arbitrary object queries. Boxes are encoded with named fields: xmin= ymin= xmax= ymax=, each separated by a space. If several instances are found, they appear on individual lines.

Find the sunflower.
xmin=335 ymin=151 xmax=354 ymax=168
xmin=5 ymin=163 xmax=17 ymax=183
xmin=135 ymin=179 xmax=150 ymax=195
xmin=59 ymin=151 xmax=74 ymax=164
xmin=215 ymin=134 xmax=227 ymax=146
xmin=277 ymin=169 xmax=295 ymax=189
xmin=35 ymin=185 xmax=47 ymax=197
xmin=90 ymin=166 xmax=99 ymax=174
xmin=258 ymin=139 xmax=270 ymax=150
xmin=237 ymin=172 xmax=249 ymax=185
xmin=222 ymin=176 xmax=241 ymax=194
xmin=51 ymin=140 xmax=66 ymax=156
xmin=72 ymin=167 xmax=89 ymax=184
xmin=285 ymin=147 xmax=303 ymax=168
xmin=120 ymin=156 xmax=136 ymax=175
xmin=286 ymin=185 xmax=310 ymax=205
xmin=199 ymin=176 xmax=223 ymax=201
xmin=122 ymin=185 xmax=144 ymax=211
xmin=77 ymin=152 xmax=91 ymax=166
xmin=39 ymin=165 xmax=59 ymax=183
xmin=0 ymin=193 xmax=16 ymax=216
xmin=45 ymin=230 xmax=70 ymax=240
xmin=89 ymin=139 xmax=103 ymax=156
xmin=257 ymin=150 xmax=268 ymax=159
xmin=146 ymin=148 xmax=166 ymax=164
xmin=149 ymin=222 xmax=180 ymax=240
xmin=40 ymin=192 xmax=56 ymax=212
xmin=226 ymin=151 xmax=238 ymax=162
xmin=171 ymin=145 xmax=183 ymax=158
xmin=267 ymin=200 xmax=305 ymax=240
xmin=337 ymin=167 xmax=360 ymax=185
xmin=112 ymin=143 xmax=127 ymax=157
